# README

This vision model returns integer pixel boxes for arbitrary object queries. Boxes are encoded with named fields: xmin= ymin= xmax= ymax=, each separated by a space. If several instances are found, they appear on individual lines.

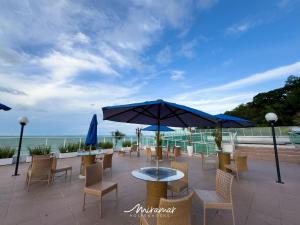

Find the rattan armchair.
xmin=140 ymin=192 xmax=193 ymax=225
xmin=51 ymin=157 xmax=72 ymax=183
xmin=145 ymin=147 xmax=156 ymax=162
xmin=168 ymin=161 xmax=189 ymax=197
xmin=102 ymin=153 xmax=113 ymax=176
xmin=200 ymin=152 xmax=218 ymax=169
xmin=130 ymin=144 xmax=139 ymax=157
xmin=194 ymin=169 xmax=235 ymax=225
xmin=26 ymin=155 xmax=53 ymax=191
xmin=82 ymin=162 xmax=118 ymax=218
xmin=166 ymin=146 xmax=175 ymax=161
xmin=225 ymin=155 xmax=248 ymax=181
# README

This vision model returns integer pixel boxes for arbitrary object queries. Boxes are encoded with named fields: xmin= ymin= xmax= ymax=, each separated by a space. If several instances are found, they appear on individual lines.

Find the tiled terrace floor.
xmin=0 ymin=153 xmax=300 ymax=225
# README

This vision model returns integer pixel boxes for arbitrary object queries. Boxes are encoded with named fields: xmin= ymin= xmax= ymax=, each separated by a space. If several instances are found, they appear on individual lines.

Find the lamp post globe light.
xmin=13 ymin=117 xmax=29 ymax=176
xmin=265 ymin=112 xmax=283 ymax=184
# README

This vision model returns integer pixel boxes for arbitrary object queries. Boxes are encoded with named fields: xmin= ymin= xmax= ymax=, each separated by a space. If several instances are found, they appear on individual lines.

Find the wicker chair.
xmin=194 ymin=169 xmax=235 ymax=225
xmin=130 ymin=144 xmax=139 ymax=157
xmin=51 ymin=157 xmax=72 ymax=183
xmin=26 ymin=155 xmax=53 ymax=192
xmin=168 ymin=161 xmax=189 ymax=197
xmin=225 ymin=156 xmax=248 ymax=182
xmin=140 ymin=192 xmax=193 ymax=225
xmin=82 ymin=162 xmax=118 ymax=218
xmin=102 ymin=153 xmax=113 ymax=176
xmin=145 ymin=147 xmax=156 ymax=162
xmin=200 ymin=152 xmax=218 ymax=169
xmin=166 ymin=146 xmax=175 ymax=161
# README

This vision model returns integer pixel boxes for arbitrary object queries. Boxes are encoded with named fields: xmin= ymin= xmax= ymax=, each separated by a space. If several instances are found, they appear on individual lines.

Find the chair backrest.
xmin=103 ymin=153 xmax=113 ymax=169
xmin=85 ymin=162 xmax=102 ymax=187
xmin=51 ymin=157 xmax=57 ymax=170
xmin=145 ymin=147 xmax=151 ymax=155
xmin=31 ymin=156 xmax=52 ymax=178
xmin=174 ymin=147 xmax=181 ymax=157
xmin=131 ymin=144 xmax=138 ymax=152
xmin=157 ymin=192 xmax=193 ymax=225
xmin=171 ymin=161 xmax=188 ymax=183
xmin=215 ymin=169 xmax=234 ymax=202
xmin=236 ymin=156 xmax=248 ymax=171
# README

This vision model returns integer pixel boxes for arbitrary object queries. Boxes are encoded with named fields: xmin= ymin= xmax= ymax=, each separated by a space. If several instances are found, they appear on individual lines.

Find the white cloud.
xmin=171 ymin=70 xmax=185 ymax=80
xmin=156 ymin=46 xmax=172 ymax=64
xmin=196 ymin=0 xmax=219 ymax=10
xmin=180 ymin=38 xmax=198 ymax=58
xmin=226 ymin=21 xmax=256 ymax=35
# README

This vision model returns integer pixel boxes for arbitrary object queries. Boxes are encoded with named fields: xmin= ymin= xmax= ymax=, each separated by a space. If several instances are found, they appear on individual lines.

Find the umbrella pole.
xmin=156 ymin=105 xmax=161 ymax=172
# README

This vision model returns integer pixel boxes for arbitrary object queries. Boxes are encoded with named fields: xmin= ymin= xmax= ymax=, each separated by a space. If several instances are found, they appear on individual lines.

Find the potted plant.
xmin=122 ymin=140 xmax=131 ymax=152
xmin=26 ymin=145 xmax=51 ymax=162
xmin=212 ymin=128 xmax=230 ymax=171
xmin=187 ymin=127 xmax=194 ymax=156
xmin=99 ymin=141 xmax=113 ymax=153
xmin=112 ymin=130 xmax=125 ymax=150
xmin=0 ymin=146 xmax=15 ymax=165
xmin=58 ymin=143 xmax=80 ymax=158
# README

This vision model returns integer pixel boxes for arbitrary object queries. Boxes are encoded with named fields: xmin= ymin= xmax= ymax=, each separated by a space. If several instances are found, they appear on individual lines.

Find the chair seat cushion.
xmin=194 ymin=189 xmax=231 ymax=209
xmin=84 ymin=181 xmax=117 ymax=196
xmin=168 ymin=180 xmax=188 ymax=193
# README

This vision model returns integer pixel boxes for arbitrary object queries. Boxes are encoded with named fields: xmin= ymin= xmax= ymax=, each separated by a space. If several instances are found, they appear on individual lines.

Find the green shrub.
xmin=82 ymin=145 xmax=97 ymax=150
xmin=59 ymin=143 xmax=80 ymax=153
xmin=122 ymin=140 xmax=131 ymax=147
xmin=0 ymin=147 xmax=15 ymax=159
xmin=28 ymin=145 xmax=51 ymax=156
xmin=99 ymin=142 xmax=113 ymax=149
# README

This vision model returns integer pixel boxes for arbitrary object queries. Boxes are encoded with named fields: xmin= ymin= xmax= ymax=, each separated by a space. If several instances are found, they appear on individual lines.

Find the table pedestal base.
xmin=146 ymin=181 xmax=167 ymax=208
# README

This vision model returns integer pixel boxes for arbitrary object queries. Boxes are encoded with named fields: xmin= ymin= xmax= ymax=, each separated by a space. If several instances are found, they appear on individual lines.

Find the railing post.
xmin=63 ymin=138 xmax=66 ymax=148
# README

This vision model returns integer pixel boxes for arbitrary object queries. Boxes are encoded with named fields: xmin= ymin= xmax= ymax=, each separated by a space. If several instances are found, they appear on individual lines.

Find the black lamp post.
xmin=13 ymin=117 xmax=29 ymax=176
xmin=136 ymin=128 xmax=142 ymax=157
xmin=265 ymin=113 xmax=283 ymax=184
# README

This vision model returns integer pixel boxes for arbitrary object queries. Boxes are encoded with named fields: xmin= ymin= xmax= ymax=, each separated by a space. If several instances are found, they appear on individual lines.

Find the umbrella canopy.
xmin=103 ymin=99 xmax=218 ymax=162
xmin=102 ymin=99 xmax=218 ymax=127
xmin=214 ymin=114 xmax=255 ymax=128
xmin=0 ymin=103 xmax=11 ymax=111
xmin=85 ymin=114 xmax=98 ymax=146
xmin=142 ymin=125 xmax=174 ymax=132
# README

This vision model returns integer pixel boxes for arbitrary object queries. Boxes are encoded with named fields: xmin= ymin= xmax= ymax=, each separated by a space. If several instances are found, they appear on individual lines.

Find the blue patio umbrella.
xmin=85 ymin=114 xmax=98 ymax=148
xmin=102 ymin=99 xmax=218 ymax=163
xmin=0 ymin=103 xmax=11 ymax=111
xmin=142 ymin=125 xmax=174 ymax=132
xmin=214 ymin=114 xmax=255 ymax=128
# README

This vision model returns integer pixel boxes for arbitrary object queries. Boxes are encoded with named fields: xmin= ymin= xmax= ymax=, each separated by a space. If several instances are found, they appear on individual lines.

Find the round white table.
xmin=132 ymin=167 xmax=184 ymax=207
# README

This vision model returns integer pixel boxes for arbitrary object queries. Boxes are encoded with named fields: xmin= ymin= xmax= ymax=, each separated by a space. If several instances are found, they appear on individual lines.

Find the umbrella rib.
xmin=161 ymin=110 xmax=187 ymax=120
xmin=104 ymin=106 xmax=141 ymax=120
xmin=127 ymin=106 xmax=155 ymax=123
xmin=164 ymin=104 xmax=188 ymax=127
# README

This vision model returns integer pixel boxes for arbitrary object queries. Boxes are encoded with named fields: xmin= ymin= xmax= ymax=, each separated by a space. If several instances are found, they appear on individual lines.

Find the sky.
xmin=0 ymin=0 xmax=300 ymax=135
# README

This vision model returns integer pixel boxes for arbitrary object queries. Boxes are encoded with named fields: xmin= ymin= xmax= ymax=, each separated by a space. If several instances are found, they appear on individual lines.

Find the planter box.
xmin=121 ymin=147 xmax=131 ymax=152
xmin=102 ymin=149 xmax=114 ymax=154
xmin=0 ymin=158 xmax=13 ymax=166
xmin=26 ymin=156 xmax=32 ymax=163
xmin=187 ymin=145 xmax=193 ymax=156
xmin=58 ymin=152 xmax=78 ymax=159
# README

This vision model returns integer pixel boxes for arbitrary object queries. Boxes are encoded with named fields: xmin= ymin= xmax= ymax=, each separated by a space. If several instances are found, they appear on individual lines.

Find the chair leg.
xmin=236 ymin=171 xmax=239 ymax=182
xmin=100 ymin=196 xmax=102 ymax=218
xmin=65 ymin=170 xmax=67 ymax=182
xmin=203 ymin=207 xmax=206 ymax=225
xmin=116 ymin=187 xmax=118 ymax=204
xmin=27 ymin=177 xmax=31 ymax=192
xmin=82 ymin=193 xmax=86 ymax=211
xmin=70 ymin=169 xmax=72 ymax=182
xmin=232 ymin=207 xmax=236 ymax=225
